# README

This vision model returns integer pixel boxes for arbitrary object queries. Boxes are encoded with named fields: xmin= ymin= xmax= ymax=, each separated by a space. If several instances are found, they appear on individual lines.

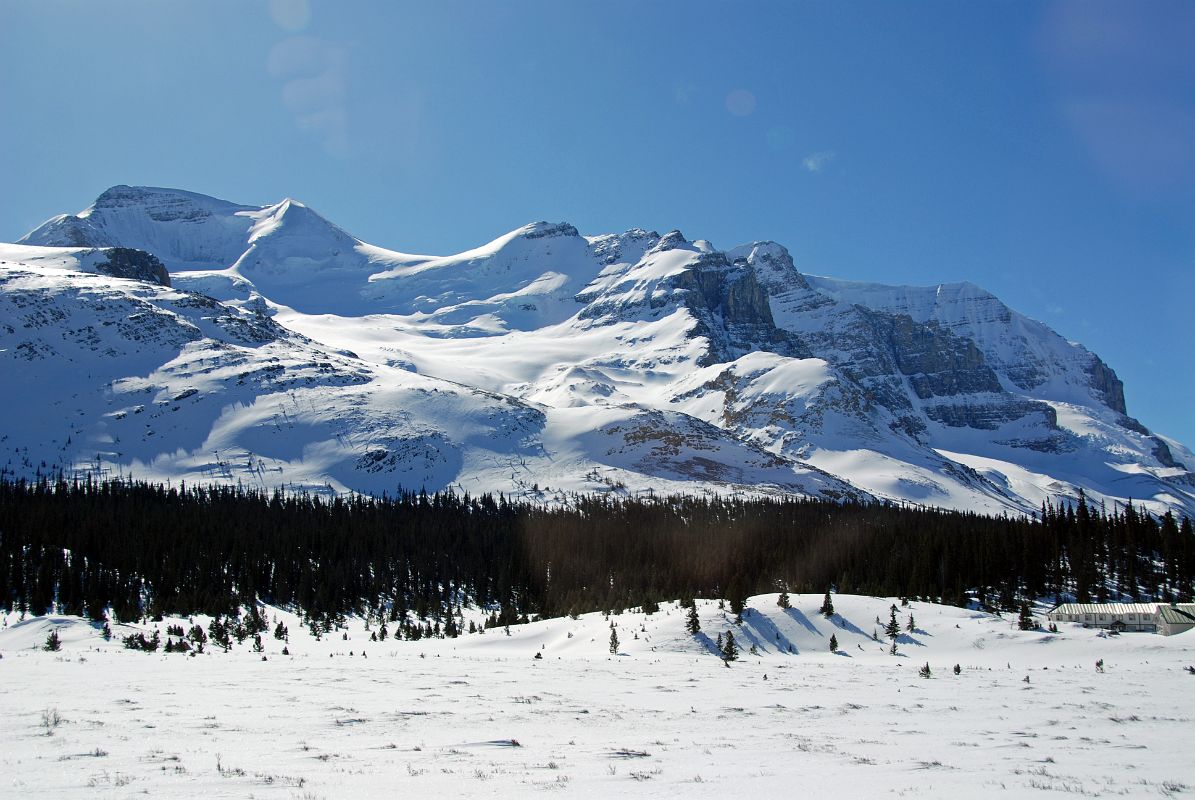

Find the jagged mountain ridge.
xmin=7 ymin=185 xmax=1193 ymax=516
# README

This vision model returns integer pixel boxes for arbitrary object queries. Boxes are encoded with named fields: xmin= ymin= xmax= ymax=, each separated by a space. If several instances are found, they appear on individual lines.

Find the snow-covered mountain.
xmin=6 ymin=185 xmax=1192 ymax=516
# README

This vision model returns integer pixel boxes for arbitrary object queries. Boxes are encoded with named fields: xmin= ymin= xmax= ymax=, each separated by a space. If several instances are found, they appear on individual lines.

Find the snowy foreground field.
xmin=3 ymin=594 xmax=1194 ymax=799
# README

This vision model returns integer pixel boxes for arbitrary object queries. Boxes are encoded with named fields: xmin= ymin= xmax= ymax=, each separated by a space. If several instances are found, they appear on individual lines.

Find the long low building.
xmin=1047 ymin=603 xmax=1195 ymax=635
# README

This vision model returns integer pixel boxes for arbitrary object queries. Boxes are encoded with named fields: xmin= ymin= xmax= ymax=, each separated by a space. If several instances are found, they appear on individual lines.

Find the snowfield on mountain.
xmin=4 ymin=185 xmax=1192 ymax=516
xmin=3 ymin=593 xmax=1194 ymax=799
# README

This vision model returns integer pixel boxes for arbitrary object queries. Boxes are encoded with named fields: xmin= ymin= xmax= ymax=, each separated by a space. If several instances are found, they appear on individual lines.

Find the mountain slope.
xmin=9 ymin=186 xmax=1193 ymax=515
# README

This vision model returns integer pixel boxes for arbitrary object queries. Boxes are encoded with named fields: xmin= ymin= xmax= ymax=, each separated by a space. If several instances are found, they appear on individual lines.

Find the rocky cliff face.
xmin=93 ymin=247 xmax=171 ymax=287
xmin=675 ymin=253 xmax=808 ymax=365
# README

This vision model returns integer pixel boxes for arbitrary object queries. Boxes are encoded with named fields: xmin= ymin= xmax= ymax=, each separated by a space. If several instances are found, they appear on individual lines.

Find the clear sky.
xmin=2 ymin=1 xmax=1192 ymax=446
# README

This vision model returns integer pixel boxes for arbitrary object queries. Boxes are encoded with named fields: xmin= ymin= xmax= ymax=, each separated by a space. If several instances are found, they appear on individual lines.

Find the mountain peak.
xmin=246 ymin=197 xmax=355 ymax=246
xmin=648 ymin=229 xmax=689 ymax=254
xmin=89 ymin=185 xmax=249 ymax=214
xmin=727 ymin=241 xmax=809 ymax=293
xmin=516 ymin=221 xmax=580 ymax=240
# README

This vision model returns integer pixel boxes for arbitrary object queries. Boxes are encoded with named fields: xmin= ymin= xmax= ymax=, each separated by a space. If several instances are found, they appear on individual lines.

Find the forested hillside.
xmin=2 ymin=478 xmax=1191 ymax=635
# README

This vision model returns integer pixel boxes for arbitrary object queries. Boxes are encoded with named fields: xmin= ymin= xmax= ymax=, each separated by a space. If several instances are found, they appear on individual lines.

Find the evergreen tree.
xmin=1017 ymin=602 xmax=1035 ymax=631
xmin=918 ymin=662 xmax=931 ymax=678
xmin=721 ymin=630 xmax=739 ymax=662
xmin=829 ymin=633 xmax=838 ymax=652
xmin=777 ymin=590 xmax=791 ymax=609
xmin=44 ymin=629 xmax=62 ymax=651
xmin=685 ymin=604 xmax=701 ymax=635
xmin=906 ymin=614 xmax=915 ymax=633
xmin=819 ymin=589 xmax=835 ymax=618
xmin=609 ymin=628 xmax=619 ymax=654
xmin=728 ymin=579 xmax=746 ymax=624
xmin=884 ymin=608 xmax=901 ymax=654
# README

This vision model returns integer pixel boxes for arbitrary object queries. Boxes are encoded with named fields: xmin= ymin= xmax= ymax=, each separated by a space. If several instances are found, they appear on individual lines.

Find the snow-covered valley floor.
xmin=3 ymin=595 xmax=1194 ymax=799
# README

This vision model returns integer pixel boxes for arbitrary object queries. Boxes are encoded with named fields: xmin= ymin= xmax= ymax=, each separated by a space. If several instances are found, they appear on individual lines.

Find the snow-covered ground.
xmin=4 ymin=594 xmax=1193 ymax=798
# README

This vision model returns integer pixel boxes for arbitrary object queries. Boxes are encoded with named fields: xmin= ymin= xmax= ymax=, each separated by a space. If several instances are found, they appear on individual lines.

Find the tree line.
xmin=1 ymin=477 xmax=1191 ymax=635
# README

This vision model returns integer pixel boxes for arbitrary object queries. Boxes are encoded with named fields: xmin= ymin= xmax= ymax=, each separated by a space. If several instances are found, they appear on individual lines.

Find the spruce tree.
xmin=906 ymin=614 xmax=915 ymax=633
xmin=721 ymin=630 xmax=739 ymax=662
xmin=1017 ymin=602 xmax=1035 ymax=631
xmin=44 ymin=629 xmax=62 ymax=652
xmin=777 ymin=590 xmax=791 ymax=609
xmin=884 ymin=608 xmax=901 ymax=654
xmin=820 ymin=589 xmax=835 ymax=618
xmin=829 ymin=633 xmax=838 ymax=652
xmin=685 ymin=604 xmax=701 ymax=635
xmin=729 ymin=596 xmax=745 ymax=624
xmin=609 ymin=628 xmax=619 ymax=654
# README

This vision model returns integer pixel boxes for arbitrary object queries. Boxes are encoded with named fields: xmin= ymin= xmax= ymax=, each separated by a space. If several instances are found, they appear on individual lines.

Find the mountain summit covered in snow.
xmin=4 ymin=185 xmax=1192 ymax=516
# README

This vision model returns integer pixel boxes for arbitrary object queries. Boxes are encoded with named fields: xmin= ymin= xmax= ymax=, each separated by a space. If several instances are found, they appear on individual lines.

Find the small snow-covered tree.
xmin=609 ymin=629 xmax=620 ymax=654
xmin=919 ymin=662 xmax=931 ymax=679
xmin=906 ymin=614 xmax=915 ymax=633
xmin=829 ymin=633 xmax=838 ymax=652
xmin=777 ymin=590 xmax=791 ymax=609
xmin=44 ymin=629 xmax=62 ymax=652
xmin=685 ymin=604 xmax=701 ymax=635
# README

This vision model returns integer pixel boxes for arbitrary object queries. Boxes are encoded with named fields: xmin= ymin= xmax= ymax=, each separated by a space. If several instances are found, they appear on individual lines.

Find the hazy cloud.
xmin=268 ymin=36 xmax=350 ymax=157
xmin=802 ymin=151 xmax=836 ymax=172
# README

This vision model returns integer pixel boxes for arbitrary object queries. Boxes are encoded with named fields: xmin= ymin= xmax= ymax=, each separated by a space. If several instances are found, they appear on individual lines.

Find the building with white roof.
xmin=1047 ymin=603 xmax=1195 ymax=635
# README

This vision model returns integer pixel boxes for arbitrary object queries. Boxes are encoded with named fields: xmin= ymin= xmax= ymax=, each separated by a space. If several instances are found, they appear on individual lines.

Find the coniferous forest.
xmin=1 ymin=477 xmax=1192 ymax=637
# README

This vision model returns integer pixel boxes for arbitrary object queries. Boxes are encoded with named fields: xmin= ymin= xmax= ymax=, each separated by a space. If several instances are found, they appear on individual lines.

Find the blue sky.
xmin=2 ymin=1 xmax=1192 ymax=445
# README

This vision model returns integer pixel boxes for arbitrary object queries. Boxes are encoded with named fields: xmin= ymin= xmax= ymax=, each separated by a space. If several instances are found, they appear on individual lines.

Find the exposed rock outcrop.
xmin=93 ymin=247 xmax=171 ymax=287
